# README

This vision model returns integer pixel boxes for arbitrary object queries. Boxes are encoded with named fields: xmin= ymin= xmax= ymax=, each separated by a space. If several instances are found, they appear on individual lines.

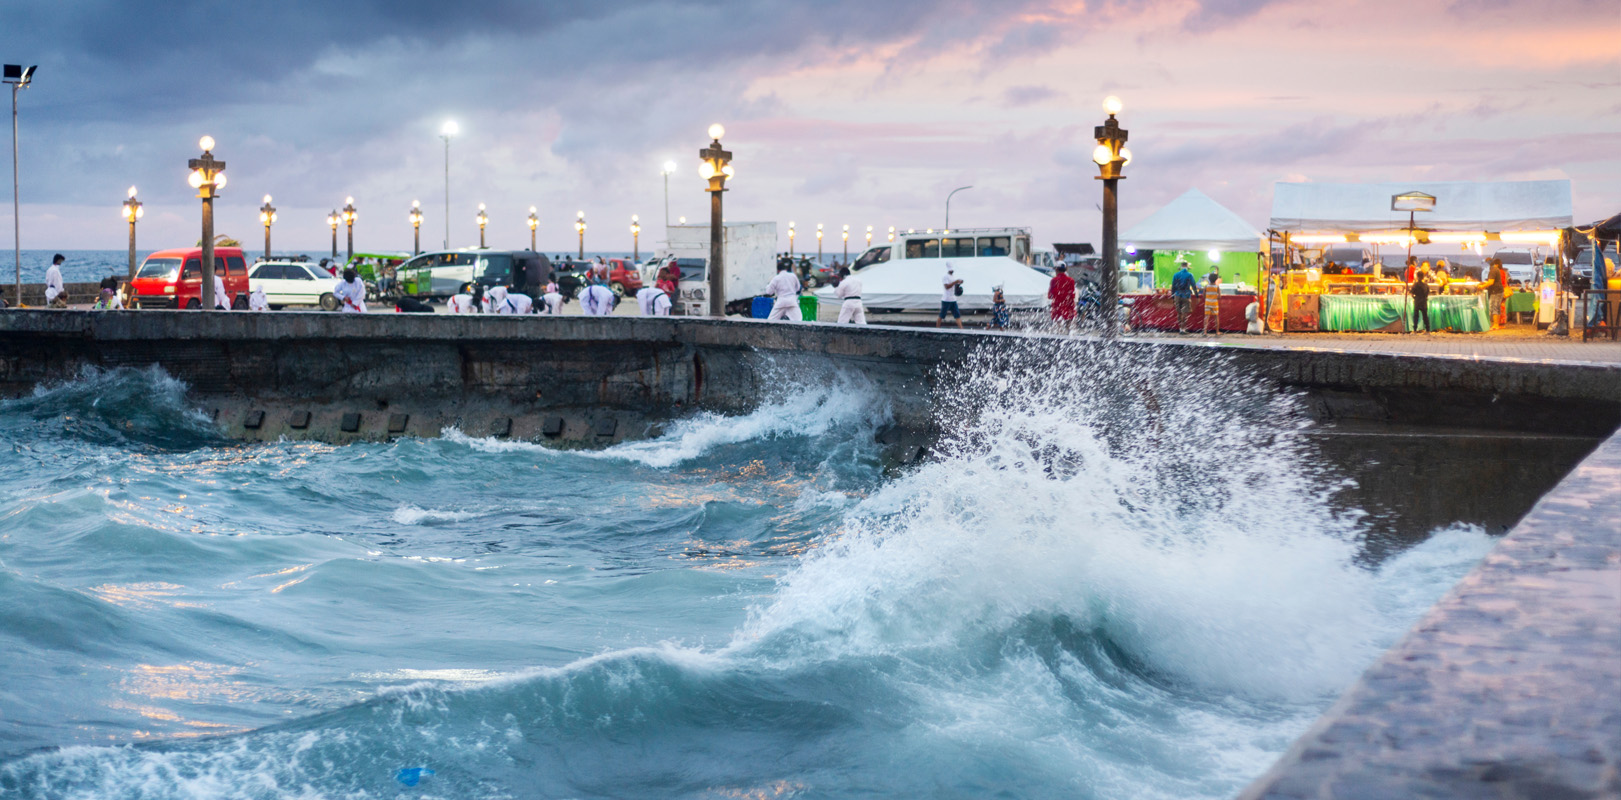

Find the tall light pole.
xmin=527 ymin=206 xmax=538 ymax=252
xmin=630 ymin=214 xmax=641 ymax=261
xmin=842 ymin=224 xmax=849 ymax=262
xmin=341 ymin=197 xmax=357 ymax=263
xmin=698 ymin=123 xmax=733 ymax=317
xmin=816 ymin=223 xmax=823 ymax=262
xmin=441 ymin=120 xmax=457 ymax=249
xmin=788 ymin=221 xmax=795 ymax=257
xmin=409 ymin=200 xmax=423 ymax=255
xmin=661 ymin=160 xmax=676 ymax=227
xmin=1091 ymin=95 xmax=1132 ymax=337
xmin=476 ymin=203 xmax=488 ymax=248
xmin=259 ymin=195 xmax=276 ymax=261
xmin=187 ymin=136 xmax=226 ymax=310
xmin=574 ymin=211 xmax=586 ymax=259
xmin=945 ymin=185 xmax=973 ymax=230
xmin=5 ymin=65 xmax=36 ymax=305
xmin=327 ymin=211 xmax=339 ymax=260
xmin=121 ymin=186 xmax=143 ymax=280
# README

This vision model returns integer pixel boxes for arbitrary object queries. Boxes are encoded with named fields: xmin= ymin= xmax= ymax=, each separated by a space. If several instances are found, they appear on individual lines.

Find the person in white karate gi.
xmin=581 ymin=283 xmax=615 ymax=316
xmin=541 ymin=286 xmax=564 ymax=315
xmin=481 ymin=284 xmax=507 ymax=314
xmin=834 ymin=267 xmax=866 ymax=324
xmin=764 ymin=261 xmax=802 ymax=321
xmin=334 ymin=268 xmax=367 ymax=313
xmin=213 ymin=271 xmax=231 ymax=310
xmin=499 ymin=289 xmax=533 ymax=315
xmin=44 ymin=254 xmax=67 ymax=307
xmin=248 ymin=285 xmax=269 ymax=311
xmin=447 ymin=283 xmax=479 ymax=314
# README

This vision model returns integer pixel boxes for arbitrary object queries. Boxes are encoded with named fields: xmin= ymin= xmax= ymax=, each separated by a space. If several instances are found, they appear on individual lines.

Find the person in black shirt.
xmin=1411 ymin=268 xmax=1431 ymax=333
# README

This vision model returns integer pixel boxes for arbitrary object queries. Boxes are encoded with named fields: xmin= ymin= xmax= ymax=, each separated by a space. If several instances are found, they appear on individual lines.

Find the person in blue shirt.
xmin=1170 ymin=261 xmax=1197 ymax=333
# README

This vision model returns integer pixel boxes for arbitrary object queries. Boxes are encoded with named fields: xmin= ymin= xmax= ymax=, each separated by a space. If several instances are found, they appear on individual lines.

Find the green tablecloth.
xmin=1319 ymin=294 xmax=1489 ymax=332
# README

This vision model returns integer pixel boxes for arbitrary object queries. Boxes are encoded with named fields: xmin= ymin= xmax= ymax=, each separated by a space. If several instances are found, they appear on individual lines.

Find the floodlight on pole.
xmin=5 ymin=64 xmax=38 ymax=305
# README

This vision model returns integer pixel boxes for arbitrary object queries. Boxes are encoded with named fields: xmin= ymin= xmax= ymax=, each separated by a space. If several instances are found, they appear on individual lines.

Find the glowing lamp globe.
xmin=1103 ymin=96 xmax=1123 ymax=116
xmin=707 ymin=123 xmax=725 ymax=140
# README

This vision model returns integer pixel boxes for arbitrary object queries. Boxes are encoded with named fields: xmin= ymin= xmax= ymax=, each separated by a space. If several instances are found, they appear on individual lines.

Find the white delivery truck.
xmin=659 ymin=222 xmax=778 ymax=316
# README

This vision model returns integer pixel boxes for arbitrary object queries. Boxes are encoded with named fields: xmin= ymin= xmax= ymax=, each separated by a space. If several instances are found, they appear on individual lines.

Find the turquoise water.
xmin=0 ymin=349 xmax=1494 ymax=798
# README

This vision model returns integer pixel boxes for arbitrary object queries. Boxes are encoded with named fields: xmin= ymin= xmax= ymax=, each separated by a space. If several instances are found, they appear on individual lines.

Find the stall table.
xmin=1318 ymin=294 xmax=1489 ymax=333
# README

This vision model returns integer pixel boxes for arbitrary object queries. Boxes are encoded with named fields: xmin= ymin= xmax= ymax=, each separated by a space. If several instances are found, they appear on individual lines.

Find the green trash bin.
xmin=799 ymin=294 xmax=819 ymax=321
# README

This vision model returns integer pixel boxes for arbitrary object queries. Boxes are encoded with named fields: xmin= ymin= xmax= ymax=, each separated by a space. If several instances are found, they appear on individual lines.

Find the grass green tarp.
xmin=1320 ymin=294 xmax=1489 ymax=332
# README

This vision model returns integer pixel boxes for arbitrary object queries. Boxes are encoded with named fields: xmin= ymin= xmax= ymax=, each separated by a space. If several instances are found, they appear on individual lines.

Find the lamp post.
xmin=527 ymin=206 xmax=538 ymax=252
xmin=327 ymin=210 xmax=339 ymax=260
xmin=842 ymin=224 xmax=849 ymax=262
xmin=187 ymin=136 xmax=227 ymax=310
xmin=5 ymin=64 xmax=36 ymax=305
xmin=945 ymin=185 xmax=973 ymax=230
xmin=476 ymin=203 xmax=488 ymax=248
xmin=574 ymin=211 xmax=586 ymax=259
xmin=661 ymin=160 xmax=676 ymax=227
xmin=816 ymin=223 xmax=823 ymax=262
xmin=631 ymin=214 xmax=641 ymax=261
xmin=121 ymin=186 xmax=143 ymax=280
xmin=259 ymin=194 xmax=276 ymax=261
xmin=698 ymin=123 xmax=733 ymax=317
xmin=1091 ymin=95 xmax=1132 ymax=337
xmin=441 ymin=120 xmax=457 ymax=249
xmin=409 ymin=200 xmax=423 ymax=255
xmin=888 ymin=226 xmax=895 ymax=243
xmin=865 ymin=225 xmax=873 ymax=249
xmin=788 ymin=221 xmax=795 ymax=257
xmin=341 ymin=197 xmax=357 ymax=263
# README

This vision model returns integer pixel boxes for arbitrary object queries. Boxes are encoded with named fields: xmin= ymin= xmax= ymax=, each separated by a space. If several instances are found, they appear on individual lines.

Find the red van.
xmin=130 ymin=247 xmax=250 ymax=309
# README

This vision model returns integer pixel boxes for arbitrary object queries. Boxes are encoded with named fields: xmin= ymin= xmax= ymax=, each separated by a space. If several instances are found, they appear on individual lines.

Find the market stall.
xmin=1267 ymin=180 xmax=1573 ymax=333
xmin=1119 ymin=188 xmax=1266 ymax=332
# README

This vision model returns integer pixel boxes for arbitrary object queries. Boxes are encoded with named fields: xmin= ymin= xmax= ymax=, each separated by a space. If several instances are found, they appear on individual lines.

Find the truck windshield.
xmin=476 ymin=254 xmax=513 ymax=282
xmin=137 ymin=258 xmax=180 ymax=279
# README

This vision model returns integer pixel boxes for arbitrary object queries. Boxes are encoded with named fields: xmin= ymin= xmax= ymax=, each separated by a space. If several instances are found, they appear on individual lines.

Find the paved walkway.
xmin=1144 ymin=329 xmax=1621 ymax=365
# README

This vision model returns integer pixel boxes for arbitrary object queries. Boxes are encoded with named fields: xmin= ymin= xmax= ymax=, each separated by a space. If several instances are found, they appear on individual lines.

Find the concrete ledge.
xmin=1239 ymin=428 xmax=1621 ymax=799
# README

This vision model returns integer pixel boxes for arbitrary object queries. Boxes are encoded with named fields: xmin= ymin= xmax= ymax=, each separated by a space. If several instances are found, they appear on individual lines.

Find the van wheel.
xmin=610 ymin=282 xmax=626 ymax=297
xmin=232 ymin=295 xmax=249 ymax=310
xmin=319 ymin=292 xmax=339 ymax=311
xmin=185 ymin=298 xmax=201 ymax=310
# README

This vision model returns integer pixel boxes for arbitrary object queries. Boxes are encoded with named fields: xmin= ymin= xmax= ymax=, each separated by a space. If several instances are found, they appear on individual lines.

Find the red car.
xmin=605 ymin=258 xmax=643 ymax=296
xmin=130 ymin=246 xmax=250 ymax=309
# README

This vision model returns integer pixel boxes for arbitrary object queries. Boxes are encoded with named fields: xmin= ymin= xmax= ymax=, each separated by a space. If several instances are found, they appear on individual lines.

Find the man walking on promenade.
xmin=44 ymin=254 xmax=67 ymax=308
xmin=765 ymin=260 xmax=803 ymax=321
xmin=1170 ymin=261 xmax=1196 ymax=333
xmin=939 ymin=265 xmax=965 ymax=329
xmin=1202 ymin=271 xmax=1222 ymax=335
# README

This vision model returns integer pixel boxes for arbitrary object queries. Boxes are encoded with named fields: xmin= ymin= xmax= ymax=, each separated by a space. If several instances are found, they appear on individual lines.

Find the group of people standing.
xmin=1404 ymin=256 xmax=1510 ymax=333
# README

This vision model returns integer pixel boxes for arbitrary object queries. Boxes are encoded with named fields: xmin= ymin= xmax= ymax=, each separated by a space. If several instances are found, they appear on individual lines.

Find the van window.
xmin=905 ymin=239 xmax=940 ymax=259
xmin=941 ymin=238 xmax=975 ymax=258
xmin=251 ymin=264 xmax=283 ymax=280
xmin=137 ymin=257 xmax=180 ymax=279
xmin=977 ymin=237 xmax=1011 ymax=257
xmin=476 ymin=254 xmax=513 ymax=282
xmin=851 ymin=247 xmax=890 ymax=271
xmin=287 ymin=265 xmax=316 ymax=280
xmin=182 ymin=259 xmax=202 ymax=279
xmin=226 ymin=256 xmax=246 ymax=276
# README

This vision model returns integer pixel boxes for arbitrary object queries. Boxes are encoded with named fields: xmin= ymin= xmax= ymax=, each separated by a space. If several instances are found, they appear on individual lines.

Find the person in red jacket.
xmin=1048 ymin=264 xmax=1076 ymax=330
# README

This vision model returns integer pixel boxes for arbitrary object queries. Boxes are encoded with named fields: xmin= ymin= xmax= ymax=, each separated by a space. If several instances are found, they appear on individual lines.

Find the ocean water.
xmin=0 ymin=347 xmax=1496 ymax=799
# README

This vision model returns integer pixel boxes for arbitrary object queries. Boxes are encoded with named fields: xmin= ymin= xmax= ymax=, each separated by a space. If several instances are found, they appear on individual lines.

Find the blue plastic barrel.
xmin=750 ymin=296 xmax=772 ymax=319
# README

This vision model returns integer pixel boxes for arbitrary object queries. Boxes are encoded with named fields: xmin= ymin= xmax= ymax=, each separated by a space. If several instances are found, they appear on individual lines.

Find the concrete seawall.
xmin=3 ymin=310 xmax=1619 ymax=443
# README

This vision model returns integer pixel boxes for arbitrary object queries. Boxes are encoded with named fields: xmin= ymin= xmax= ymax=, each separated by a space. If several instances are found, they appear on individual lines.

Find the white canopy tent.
xmin=1121 ymin=188 xmax=1266 ymax=252
xmin=1270 ymin=180 xmax=1573 ymax=234
xmin=817 ymin=256 xmax=1051 ymax=311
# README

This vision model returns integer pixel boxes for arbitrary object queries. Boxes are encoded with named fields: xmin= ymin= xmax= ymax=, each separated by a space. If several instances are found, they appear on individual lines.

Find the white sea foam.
xmin=389 ymin=505 xmax=479 ymax=525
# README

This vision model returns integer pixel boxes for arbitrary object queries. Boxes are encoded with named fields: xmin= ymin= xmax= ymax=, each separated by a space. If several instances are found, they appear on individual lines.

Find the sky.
xmin=0 ymin=0 xmax=1617 ymax=257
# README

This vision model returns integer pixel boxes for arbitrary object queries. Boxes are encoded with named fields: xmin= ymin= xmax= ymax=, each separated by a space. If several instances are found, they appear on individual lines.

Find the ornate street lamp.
xmin=259 ymin=194 xmax=276 ymax=261
xmin=1092 ymin=95 xmax=1132 ymax=336
xmin=574 ymin=210 xmax=586 ymax=259
xmin=327 ymin=210 xmax=340 ymax=260
xmin=121 ymin=186 xmax=143 ymax=280
xmin=698 ymin=123 xmax=733 ymax=316
xmin=630 ymin=214 xmax=641 ymax=262
xmin=476 ymin=203 xmax=488 ymax=248
xmin=865 ymin=225 xmax=873 ymax=249
xmin=661 ymin=160 xmax=676 ymax=227
xmin=441 ymin=120 xmax=457 ymax=249
xmin=527 ymin=206 xmax=538 ymax=252
xmin=842 ymin=224 xmax=849 ymax=262
xmin=788 ymin=221 xmax=796 ymax=257
xmin=341 ymin=197 xmax=357 ymax=263
xmin=409 ymin=200 xmax=423 ymax=255
xmin=816 ymin=223 xmax=823 ymax=262
xmin=187 ymin=136 xmax=226 ymax=309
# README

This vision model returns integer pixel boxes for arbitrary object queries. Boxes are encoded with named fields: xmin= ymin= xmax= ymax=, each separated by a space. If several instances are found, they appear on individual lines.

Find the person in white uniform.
xmin=481 ymin=285 xmax=508 ymax=314
xmin=634 ymin=286 xmax=661 ymax=316
xmin=44 ymin=254 xmax=67 ymax=307
xmin=834 ymin=267 xmax=866 ymax=324
xmin=447 ymin=283 xmax=478 ymax=314
xmin=334 ymin=268 xmax=367 ymax=313
xmin=248 ymin=286 xmax=269 ymax=311
xmin=541 ymin=287 xmax=564 ymax=315
xmin=499 ymin=289 xmax=534 ymax=315
xmin=213 ymin=271 xmax=232 ymax=310
xmin=764 ymin=262 xmax=802 ymax=321
xmin=581 ymin=283 xmax=616 ymax=316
